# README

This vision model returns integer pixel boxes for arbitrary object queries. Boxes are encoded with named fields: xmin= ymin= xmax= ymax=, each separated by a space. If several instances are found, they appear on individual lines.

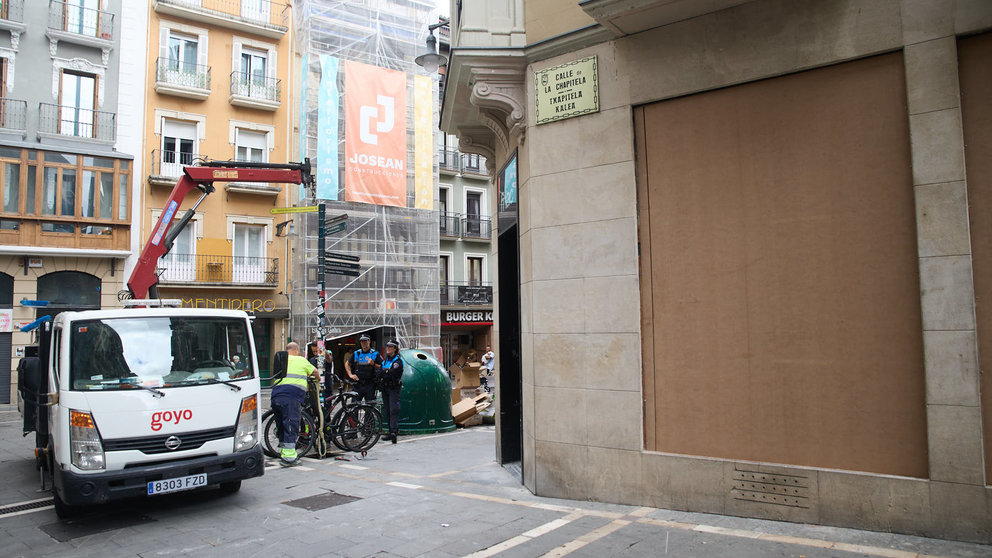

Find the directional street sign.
xmin=326 ymin=251 xmax=360 ymax=262
xmin=324 ymin=223 xmax=346 ymax=235
xmin=270 ymin=205 xmax=319 ymax=214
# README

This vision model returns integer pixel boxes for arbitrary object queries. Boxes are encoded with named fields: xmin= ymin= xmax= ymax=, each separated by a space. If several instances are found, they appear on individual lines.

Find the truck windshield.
xmin=69 ymin=317 xmax=255 ymax=391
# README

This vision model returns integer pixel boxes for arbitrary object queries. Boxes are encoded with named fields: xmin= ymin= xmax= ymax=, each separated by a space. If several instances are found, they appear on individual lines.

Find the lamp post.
xmin=415 ymin=20 xmax=449 ymax=73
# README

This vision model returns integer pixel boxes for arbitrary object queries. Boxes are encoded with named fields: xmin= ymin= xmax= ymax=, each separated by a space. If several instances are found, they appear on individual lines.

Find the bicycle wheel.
xmin=261 ymin=410 xmax=279 ymax=458
xmin=263 ymin=409 xmax=317 ymax=459
xmin=331 ymin=404 xmax=382 ymax=452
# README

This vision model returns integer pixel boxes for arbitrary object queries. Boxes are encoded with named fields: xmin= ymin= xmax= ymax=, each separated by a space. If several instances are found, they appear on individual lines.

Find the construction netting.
xmin=290 ymin=0 xmax=441 ymax=355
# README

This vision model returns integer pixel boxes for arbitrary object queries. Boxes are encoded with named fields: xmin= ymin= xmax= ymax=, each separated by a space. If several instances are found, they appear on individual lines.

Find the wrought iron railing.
xmin=439 ymin=212 xmax=491 ymax=240
xmin=230 ymin=71 xmax=280 ymax=102
xmin=440 ymin=281 xmax=493 ymax=306
xmin=39 ymin=103 xmax=116 ymax=142
xmin=158 ymin=254 xmax=278 ymax=285
xmin=1 ymin=0 xmax=24 ymax=22
xmin=437 ymin=148 xmax=487 ymax=175
xmin=0 ymin=99 xmax=27 ymax=131
xmin=156 ymin=0 xmax=290 ymax=28
xmin=48 ymin=0 xmax=114 ymax=41
xmin=150 ymin=149 xmax=202 ymax=178
xmin=156 ymin=57 xmax=211 ymax=91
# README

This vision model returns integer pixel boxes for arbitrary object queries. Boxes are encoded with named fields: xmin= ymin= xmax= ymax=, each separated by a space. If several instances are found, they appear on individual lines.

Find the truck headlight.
xmin=69 ymin=409 xmax=105 ymax=471
xmin=234 ymin=395 xmax=258 ymax=452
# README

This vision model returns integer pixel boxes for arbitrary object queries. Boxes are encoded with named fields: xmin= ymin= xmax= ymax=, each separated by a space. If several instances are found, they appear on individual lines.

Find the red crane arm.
xmin=127 ymin=160 xmax=313 ymax=300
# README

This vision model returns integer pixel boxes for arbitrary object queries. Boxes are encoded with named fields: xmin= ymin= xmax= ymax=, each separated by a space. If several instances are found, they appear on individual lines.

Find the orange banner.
xmin=344 ymin=61 xmax=408 ymax=207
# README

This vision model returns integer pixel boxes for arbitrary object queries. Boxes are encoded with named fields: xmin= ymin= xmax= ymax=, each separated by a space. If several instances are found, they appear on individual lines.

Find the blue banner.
xmin=316 ymin=55 xmax=339 ymax=200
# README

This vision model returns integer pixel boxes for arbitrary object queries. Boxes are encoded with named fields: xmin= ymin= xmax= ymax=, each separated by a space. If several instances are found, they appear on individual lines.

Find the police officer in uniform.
xmin=345 ymin=334 xmax=380 ymax=402
xmin=379 ymin=340 xmax=403 ymax=443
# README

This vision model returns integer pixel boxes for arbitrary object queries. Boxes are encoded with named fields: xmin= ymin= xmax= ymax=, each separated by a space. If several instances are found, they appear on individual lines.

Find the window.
xmin=158 ymin=26 xmax=209 ymax=91
xmin=63 ymin=0 xmax=101 ymax=38
xmin=231 ymin=40 xmax=276 ymax=101
xmin=235 ymin=129 xmax=267 ymax=163
xmin=2 ymin=162 xmax=18 ymax=213
xmin=167 ymin=32 xmax=198 ymax=73
xmin=466 ymin=190 xmax=482 ymax=235
xmin=161 ymin=119 xmax=197 ymax=177
xmin=439 ymin=186 xmax=450 ymax=234
xmin=233 ymin=224 xmax=265 ymax=283
xmin=161 ymin=220 xmax=196 ymax=282
xmin=60 ymin=72 xmax=96 ymax=138
xmin=439 ymin=254 xmax=449 ymax=285
xmin=467 ymin=256 xmax=484 ymax=285
xmin=241 ymin=0 xmax=270 ymax=23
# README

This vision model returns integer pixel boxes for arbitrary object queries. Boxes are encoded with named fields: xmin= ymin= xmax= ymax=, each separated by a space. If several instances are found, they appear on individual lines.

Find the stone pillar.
xmin=902 ymin=0 xmax=987 ymax=540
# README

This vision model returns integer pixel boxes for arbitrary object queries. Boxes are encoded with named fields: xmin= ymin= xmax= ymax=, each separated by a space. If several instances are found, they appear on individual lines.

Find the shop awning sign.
xmin=535 ymin=55 xmax=599 ymax=125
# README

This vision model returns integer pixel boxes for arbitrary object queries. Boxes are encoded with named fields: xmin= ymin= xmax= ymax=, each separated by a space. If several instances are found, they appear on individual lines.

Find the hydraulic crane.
xmin=127 ymin=159 xmax=315 ymax=300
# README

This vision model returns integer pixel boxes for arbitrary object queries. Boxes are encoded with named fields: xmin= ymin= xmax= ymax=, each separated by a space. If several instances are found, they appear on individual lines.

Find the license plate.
xmin=147 ymin=474 xmax=207 ymax=495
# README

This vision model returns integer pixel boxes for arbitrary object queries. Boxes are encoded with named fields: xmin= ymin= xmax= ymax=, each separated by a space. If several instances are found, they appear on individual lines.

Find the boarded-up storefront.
xmin=635 ymin=53 xmax=928 ymax=478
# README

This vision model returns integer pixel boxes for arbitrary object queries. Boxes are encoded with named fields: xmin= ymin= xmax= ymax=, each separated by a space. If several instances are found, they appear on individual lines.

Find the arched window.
xmin=37 ymin=271 xmax=101 ymax=310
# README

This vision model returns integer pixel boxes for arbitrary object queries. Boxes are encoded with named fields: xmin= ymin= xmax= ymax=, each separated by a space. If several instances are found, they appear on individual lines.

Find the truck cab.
xmin=24 ymin=307 xmax=264 ymax=517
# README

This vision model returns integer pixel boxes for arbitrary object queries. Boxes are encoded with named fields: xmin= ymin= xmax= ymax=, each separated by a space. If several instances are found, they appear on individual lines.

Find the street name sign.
xmin=535 ymin=55 xmax=599 ymax=125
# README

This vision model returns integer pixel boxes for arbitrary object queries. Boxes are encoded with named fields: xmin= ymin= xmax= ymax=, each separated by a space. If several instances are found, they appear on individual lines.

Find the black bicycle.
xmin=262 ymin=377 xmax=382 ymax=460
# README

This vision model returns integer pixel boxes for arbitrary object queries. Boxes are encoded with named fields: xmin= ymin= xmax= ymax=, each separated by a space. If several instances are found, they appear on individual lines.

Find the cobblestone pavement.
xmin=0 ymin=404 xmax=990 ymax=557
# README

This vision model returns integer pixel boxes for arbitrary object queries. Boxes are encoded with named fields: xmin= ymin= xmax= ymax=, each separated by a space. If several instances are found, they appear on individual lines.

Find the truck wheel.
xmin=53 ymin=490 xmax=82 ymax=519
xmin=219 ymin=481 xmax=242 ymax=494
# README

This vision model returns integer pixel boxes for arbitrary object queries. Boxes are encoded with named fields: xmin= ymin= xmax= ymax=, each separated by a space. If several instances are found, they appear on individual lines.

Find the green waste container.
xmin=395 ymin=349 xmax=455 ymax=435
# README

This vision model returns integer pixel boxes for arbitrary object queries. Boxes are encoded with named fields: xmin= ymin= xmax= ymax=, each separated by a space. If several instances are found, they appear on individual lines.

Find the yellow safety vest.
xmin=273 ymin=355 xmax=313 ymax=391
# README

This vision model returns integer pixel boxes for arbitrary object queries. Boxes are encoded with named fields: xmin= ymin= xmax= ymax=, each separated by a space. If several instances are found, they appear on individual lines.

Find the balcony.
xmin=439 ymin=212 xmax=492 ymax=241
xmin=0 ymin=99 xmax=27 ymax=136
xmin=158 ymin=253 xmax=279 ymax=287
xmin=440 ymin=282 xmax=493 ymax=306
xmin=0 ymin=0 xmax=26 ymax=34
xmin=46 ymin=0 xmax=114 ymax=54
xmin=155 ymin=57 xmax=211 ymax=100
xmin=154 ymin=0 xmax=289 ymax=39
xmin=438 ymin=148 xmax=488 ymax=177
xmin=0 ymin=218 xmax=130 ymax=253
xmin=229 ymin=71 xmax=280 ymax=110
xmin=38 ymin=103 xmax=116 ymax=144
xmin=148 ymin=148 xmax=200 ymax=187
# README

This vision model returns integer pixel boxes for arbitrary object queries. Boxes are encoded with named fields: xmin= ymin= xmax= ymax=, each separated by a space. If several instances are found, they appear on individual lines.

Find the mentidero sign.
xmin=535 ymin=55 xmax=599 ymax=125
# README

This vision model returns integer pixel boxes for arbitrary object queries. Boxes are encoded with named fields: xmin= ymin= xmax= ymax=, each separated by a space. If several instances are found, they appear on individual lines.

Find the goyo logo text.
xmin=151 ymin=409 xmax=193 ymax=431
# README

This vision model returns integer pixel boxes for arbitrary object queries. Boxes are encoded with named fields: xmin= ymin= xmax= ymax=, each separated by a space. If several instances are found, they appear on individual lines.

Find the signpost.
xmin=269 ymin=206 xmax=319 ymax=215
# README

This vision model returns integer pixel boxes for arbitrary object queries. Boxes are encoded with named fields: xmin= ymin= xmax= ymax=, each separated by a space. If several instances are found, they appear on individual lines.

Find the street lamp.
xmin=415 ymin=20 xmax=448 ymax=74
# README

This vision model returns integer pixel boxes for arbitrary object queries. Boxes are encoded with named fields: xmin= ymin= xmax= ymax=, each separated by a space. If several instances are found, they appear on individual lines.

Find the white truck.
xmin=18 ymin=159 xmax=315 ymax=517
xmin=21 ymin=307 xmax=263 ymax=517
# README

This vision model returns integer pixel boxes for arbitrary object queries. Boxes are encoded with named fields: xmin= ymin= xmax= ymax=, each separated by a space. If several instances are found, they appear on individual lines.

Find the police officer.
xmin=271 ymin=342 xmax=318 ymax=465
xmin=345 ymin=334 xmax=380 ymax=402
xmin=379 ymin=340 xmax=403 ymax=443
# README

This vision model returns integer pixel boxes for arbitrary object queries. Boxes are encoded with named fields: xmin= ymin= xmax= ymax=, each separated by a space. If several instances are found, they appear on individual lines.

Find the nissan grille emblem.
xmin=164 ymin=436 xmax=182 ymax=451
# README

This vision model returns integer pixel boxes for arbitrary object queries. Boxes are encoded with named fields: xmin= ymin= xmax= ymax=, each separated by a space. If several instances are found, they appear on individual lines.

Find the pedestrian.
xmin=322 ymin=341 xmax=335 ymax=402
xmin=481 ymin=345 xmax=495 ymax=387
xmin=345 ymin=334 xmax=381 ymax=402
xmin=379 ymin=339 xmax=404 ymax=443
xmin=270 ymin=342 xmax=319 ymax=465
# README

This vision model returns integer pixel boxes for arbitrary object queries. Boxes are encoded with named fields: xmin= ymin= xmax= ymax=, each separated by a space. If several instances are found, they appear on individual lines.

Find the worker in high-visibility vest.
xmin=271 ymin=341 xmax=318 ymax=465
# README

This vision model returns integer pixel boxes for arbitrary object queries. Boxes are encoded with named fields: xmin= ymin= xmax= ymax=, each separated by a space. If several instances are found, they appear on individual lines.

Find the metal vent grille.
xmin=731 ymin=467 xmax=811 ymax=508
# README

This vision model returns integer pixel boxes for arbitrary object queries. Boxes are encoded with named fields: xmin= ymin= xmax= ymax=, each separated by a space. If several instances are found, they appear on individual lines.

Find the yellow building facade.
xmin=141 ymin=0 xmax=294 ymax=380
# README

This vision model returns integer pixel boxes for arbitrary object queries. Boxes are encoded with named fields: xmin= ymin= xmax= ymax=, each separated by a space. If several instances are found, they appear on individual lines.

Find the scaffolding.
xmin=291 ymin=0 xmax=441 ymax=354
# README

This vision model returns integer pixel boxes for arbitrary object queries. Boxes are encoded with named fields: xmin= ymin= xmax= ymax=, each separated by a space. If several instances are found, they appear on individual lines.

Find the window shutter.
xmin=198 ymin=32 xmax=208 ymax=71
xmin=232 ymin=41 xmax=242 ymax=78
xmin=267 ymin=46 xmax=277 ymax=81
xmin=159 ymin=27 xmax=170 ymax=68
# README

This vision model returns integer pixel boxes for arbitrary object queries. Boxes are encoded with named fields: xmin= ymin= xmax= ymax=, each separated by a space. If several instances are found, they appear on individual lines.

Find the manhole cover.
xmin=41 ymin=510 xmax=156 ymax=542
xmin=284 ymin=491 xmax=361 ymax=511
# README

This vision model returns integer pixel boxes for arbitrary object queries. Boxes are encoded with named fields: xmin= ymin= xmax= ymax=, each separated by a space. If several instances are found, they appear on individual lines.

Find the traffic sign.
xmin=326 ymin=251 xmax=360 ymax=262
xmin=326 ymin=261 xmax=360 ymax=271
xmin=270 ymin=205 xmax=319 ymax=214
xmin=324 ymin=223 xmax=346 ymax=235
xmin=327 ymin=269 xmax=360 ymax=277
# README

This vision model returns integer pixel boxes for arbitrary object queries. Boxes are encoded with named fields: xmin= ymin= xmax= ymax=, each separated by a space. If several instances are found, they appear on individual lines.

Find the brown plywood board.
xmin=959 ymin=32 xmax=992 ymax=485
xmin=636 ymin=52 xmax=928 ymax=477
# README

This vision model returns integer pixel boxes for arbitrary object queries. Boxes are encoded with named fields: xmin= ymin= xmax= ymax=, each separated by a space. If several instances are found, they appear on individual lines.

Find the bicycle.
xmin=262 ymin=377 xmax=382 ymax=460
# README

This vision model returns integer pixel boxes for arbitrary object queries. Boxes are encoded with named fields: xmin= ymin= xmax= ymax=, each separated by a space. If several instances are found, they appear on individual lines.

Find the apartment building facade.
xmin=441 ymin=0 xmax=992 ymax=544
xmin=141 ymin=0 xmax=294 ymax=381
xmin=0 ymin=0 xmax=132 ymax=403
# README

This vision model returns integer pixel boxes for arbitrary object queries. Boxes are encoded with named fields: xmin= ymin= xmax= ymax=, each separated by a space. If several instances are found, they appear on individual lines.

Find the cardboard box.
xmin=451 ymin=388 xmax=461 ymax=405
xmin=456 ymin=413 xmax=483 ymax=427
xmin=454 ymin=355 xmax=467 ymax=367
xmin=454 ymin=369 xmax=480 ymax=388
xmin=452 ymin=398 xmax=478 ymax=422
